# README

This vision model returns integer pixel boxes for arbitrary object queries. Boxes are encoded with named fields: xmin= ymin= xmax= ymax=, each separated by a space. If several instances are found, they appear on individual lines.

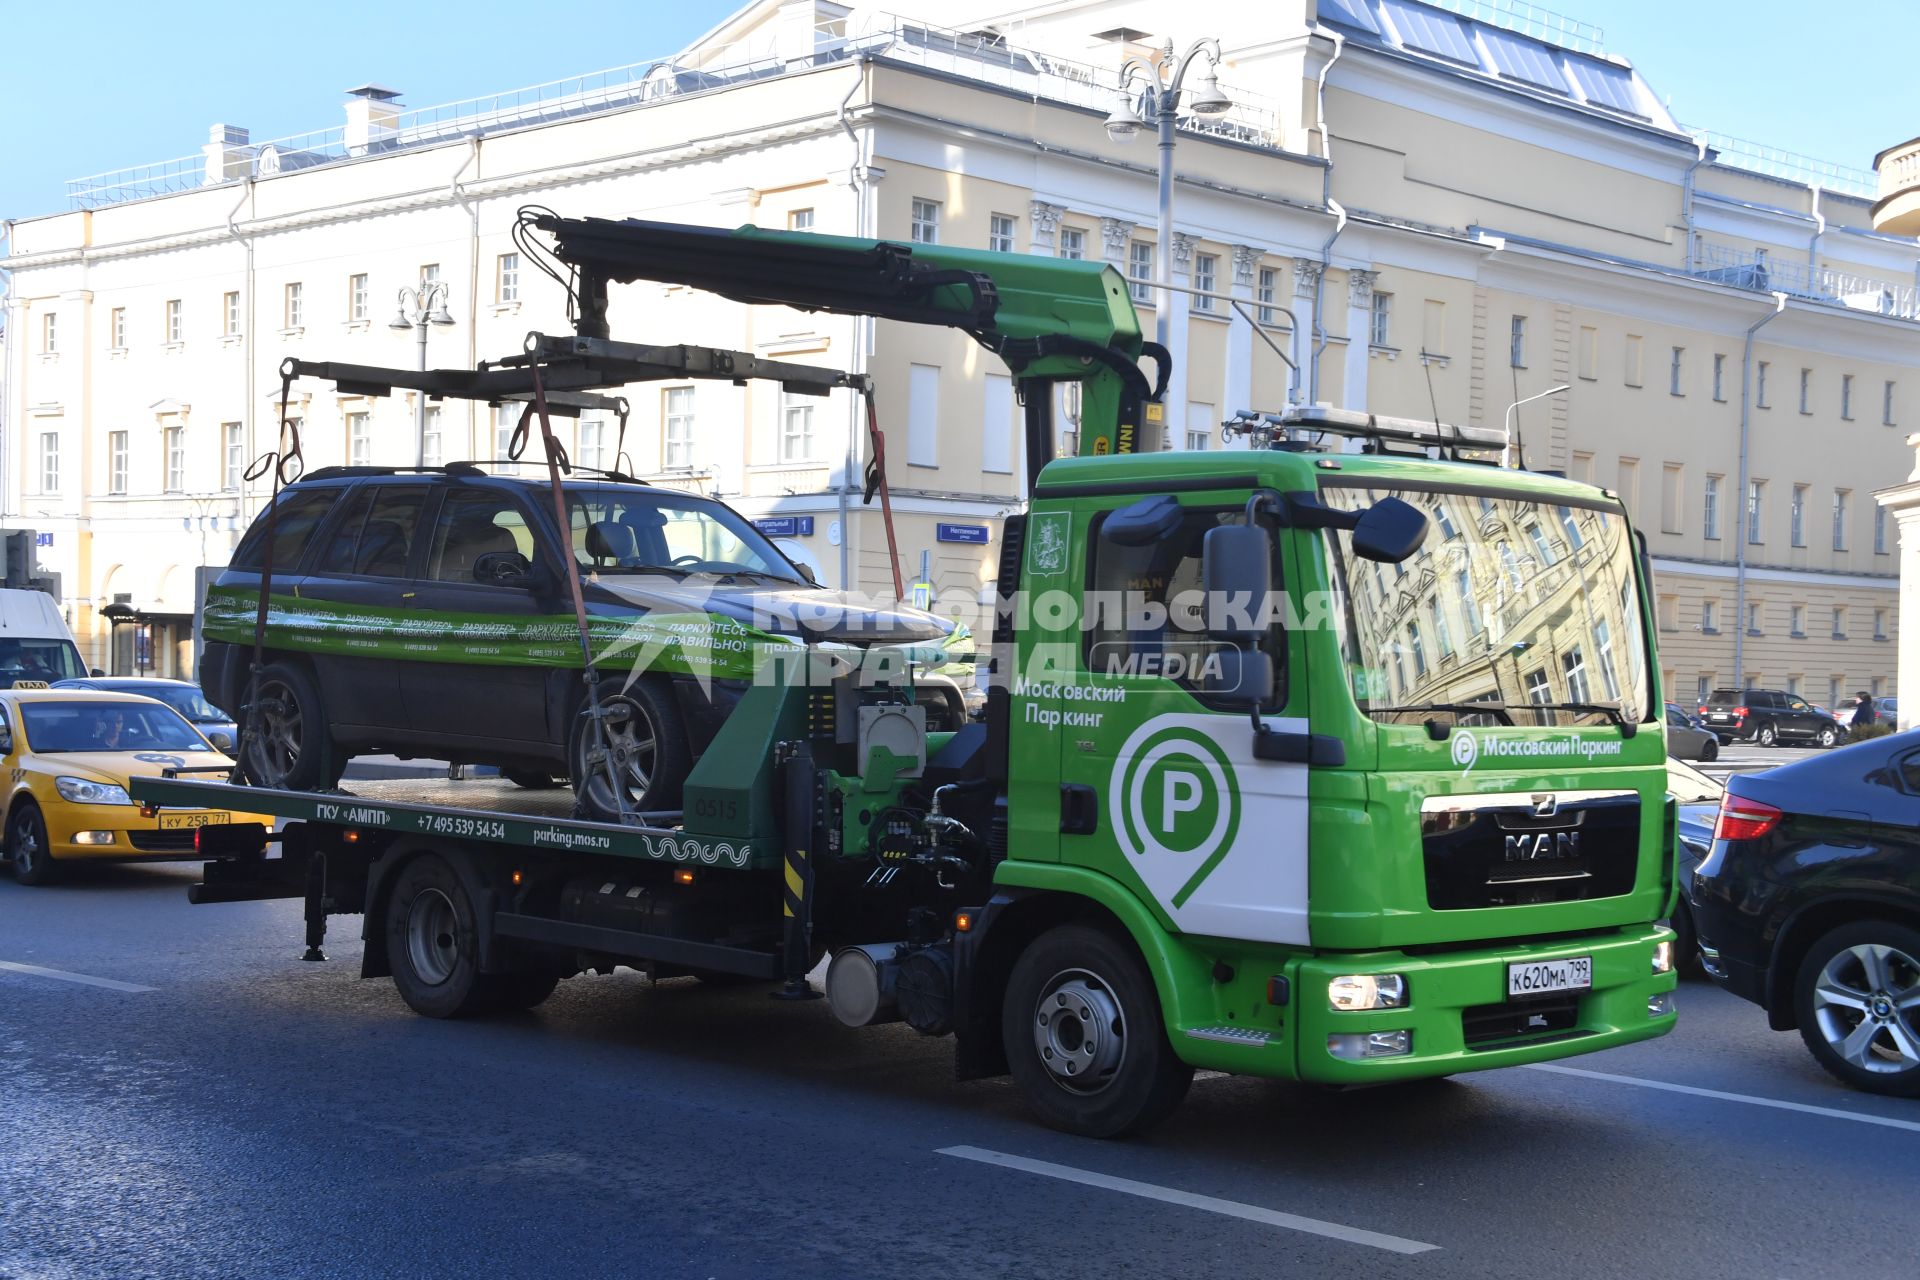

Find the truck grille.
xmin=1421 ymin=790 xmax=1639 ymax=910
xmin=1461 ymin=994 xmax=1587 ymax=1050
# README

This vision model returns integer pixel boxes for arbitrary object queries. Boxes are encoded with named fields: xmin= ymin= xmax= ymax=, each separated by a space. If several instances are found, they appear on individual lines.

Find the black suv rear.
xmin=1697 ymin=688 xmax=1842 ymax=748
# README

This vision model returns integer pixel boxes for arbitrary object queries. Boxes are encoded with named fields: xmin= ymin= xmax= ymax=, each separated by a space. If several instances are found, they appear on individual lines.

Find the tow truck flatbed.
xmin=130 ymin=774 xmax=770 ymax=871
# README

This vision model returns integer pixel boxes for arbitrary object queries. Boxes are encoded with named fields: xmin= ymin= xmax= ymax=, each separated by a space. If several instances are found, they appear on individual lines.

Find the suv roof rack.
xmin=296 ymin=461 xmax=650 ymax=485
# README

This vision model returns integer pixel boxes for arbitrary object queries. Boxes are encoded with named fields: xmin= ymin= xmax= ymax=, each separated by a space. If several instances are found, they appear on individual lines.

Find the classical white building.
xmin=1 ymin=0 xmax=1911 ymax=705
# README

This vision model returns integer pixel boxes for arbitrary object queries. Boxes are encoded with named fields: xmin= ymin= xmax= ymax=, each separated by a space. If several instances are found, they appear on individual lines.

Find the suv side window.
xmin=1083 ymin=506 xmax=1285 ymax=709
xmin=426 ymin=490 xmax=539 ymax=583
xmin=231 ymin=488 xmax=343 ymax=572
xmin=316 ymin=485 xmax=430 ymax=578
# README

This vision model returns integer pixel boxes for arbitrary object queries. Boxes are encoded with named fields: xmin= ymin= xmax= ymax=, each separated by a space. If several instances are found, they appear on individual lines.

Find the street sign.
xmin=755 ymin=516 xmax=815 ymax=538
xmin=935 ymin=523 xmax=989 ymax=544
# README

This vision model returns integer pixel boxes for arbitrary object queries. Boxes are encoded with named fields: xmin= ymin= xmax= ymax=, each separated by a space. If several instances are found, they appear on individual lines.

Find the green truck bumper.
xmin=1170 ymin=924 xmax=1678 ymax=1082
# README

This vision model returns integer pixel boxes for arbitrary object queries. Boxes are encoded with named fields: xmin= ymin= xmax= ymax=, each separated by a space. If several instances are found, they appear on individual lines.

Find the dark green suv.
xmin=201 ymin=465 xmax=958 ymax=820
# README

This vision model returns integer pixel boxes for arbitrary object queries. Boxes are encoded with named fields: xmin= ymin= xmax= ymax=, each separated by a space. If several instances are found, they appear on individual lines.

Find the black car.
xmin=1690 ymin=729 xmax=1920 ymax=1095
xmin=1697 ymin=687 xmax=1843 ymax=748
xmin=199 ymin=466 xmax=958 ymax=820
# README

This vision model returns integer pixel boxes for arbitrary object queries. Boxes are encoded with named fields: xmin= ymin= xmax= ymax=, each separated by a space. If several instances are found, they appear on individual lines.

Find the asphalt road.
xmin=3 ymin=861 xmax=1917 ymax=1280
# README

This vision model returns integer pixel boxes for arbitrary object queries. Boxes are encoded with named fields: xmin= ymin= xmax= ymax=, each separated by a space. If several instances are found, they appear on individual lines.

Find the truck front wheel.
xmin=1001 ymin=924 xmax=1193 ymax=1138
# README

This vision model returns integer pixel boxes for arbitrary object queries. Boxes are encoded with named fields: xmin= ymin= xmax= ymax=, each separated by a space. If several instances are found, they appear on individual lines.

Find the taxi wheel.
xmin=8 ymin=803 xmax=59 ymax=886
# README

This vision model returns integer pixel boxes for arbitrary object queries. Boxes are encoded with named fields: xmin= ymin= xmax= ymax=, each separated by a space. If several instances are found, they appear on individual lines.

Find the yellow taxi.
xmin=0 ymin=687 xmax=274 ymax=885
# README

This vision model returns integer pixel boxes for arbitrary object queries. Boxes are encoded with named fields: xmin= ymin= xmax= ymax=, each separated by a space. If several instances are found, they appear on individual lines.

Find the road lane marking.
xmin=0 ymin=960 xmax=154 ymax=993
xmin=937 ymin=1145 xmax=1439 ymax=1255
xmin=1523 ymin=1062 xmax=1920 ymax=1134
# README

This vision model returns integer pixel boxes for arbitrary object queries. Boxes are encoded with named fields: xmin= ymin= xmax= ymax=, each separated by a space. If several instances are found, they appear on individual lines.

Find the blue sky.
xmin=1 ymin=0 xmax=1911 ymax=227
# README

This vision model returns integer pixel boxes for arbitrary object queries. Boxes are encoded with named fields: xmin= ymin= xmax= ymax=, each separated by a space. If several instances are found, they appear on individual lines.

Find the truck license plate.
xmin=1507 ymin=957 xmax=1591 ymax=998
xmin=159 ymin=812 xmax=229 ymax=830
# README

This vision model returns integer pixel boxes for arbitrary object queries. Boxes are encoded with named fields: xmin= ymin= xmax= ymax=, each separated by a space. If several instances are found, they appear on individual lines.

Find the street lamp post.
xmin=389 ymin=281 xmax=455 ymax=468
xmin=1103 ymin=39 xmax=1232 ymax=442
xmin=1502 ymin=383 xmax=1570 ymax=469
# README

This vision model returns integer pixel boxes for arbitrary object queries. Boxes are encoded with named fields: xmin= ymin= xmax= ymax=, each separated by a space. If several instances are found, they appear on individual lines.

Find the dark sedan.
xmin=1690 ymin=729 xmax=1920 ymax=1095
xmin=50 ymin=676 xmax=239 ymax=754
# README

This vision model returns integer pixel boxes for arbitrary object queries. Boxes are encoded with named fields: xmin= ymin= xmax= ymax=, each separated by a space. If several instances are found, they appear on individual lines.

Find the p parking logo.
xmin=1110 ymin=717 xmax=1242 ymax=909
xmin=1449 ymin=730 xmax=1477 ymax=769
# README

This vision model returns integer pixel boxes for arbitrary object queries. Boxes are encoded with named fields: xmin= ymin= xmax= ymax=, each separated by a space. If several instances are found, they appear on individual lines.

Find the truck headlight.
xmin=1648 ymin=993 xmax=1676 ymax=1017
xmin=1328 ymin=1030 xmax=1412 ymax=1059
xmin=55 ymin=777 xmax=132 ymax=806
xmin=1328 ymin=974 xmax=1408 ymax=1011
xmin=1652 ymin=940 xmax=1675 ymax=975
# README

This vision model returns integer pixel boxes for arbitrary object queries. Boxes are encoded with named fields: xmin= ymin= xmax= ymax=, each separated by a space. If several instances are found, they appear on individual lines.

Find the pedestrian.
xmin=1850 ymin=691 xmax=1877 ymax=729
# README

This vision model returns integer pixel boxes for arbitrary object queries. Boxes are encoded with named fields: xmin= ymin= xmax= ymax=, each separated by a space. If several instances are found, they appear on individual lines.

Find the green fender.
xmin=992 ymin=860 xmax=1216 ymax=1039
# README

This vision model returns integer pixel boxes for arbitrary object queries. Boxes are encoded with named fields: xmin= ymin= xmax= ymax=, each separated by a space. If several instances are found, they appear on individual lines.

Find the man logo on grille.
xmin=1110 ymin=717 xmax=1242 ymax=909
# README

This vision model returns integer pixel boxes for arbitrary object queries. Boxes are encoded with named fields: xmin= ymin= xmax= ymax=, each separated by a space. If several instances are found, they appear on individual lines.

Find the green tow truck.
xmin=133 ymin=213 xmax=1678 ymax=1136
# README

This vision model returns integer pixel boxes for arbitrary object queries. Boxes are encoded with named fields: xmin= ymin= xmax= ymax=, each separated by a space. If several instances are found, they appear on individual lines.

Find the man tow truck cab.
xmin=132 ymin=214 xmax=1675 ymax=1138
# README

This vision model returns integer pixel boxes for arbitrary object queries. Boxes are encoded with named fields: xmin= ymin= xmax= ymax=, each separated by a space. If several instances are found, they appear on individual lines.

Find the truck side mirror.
xmin=1351 ymin=497 xmax=1428 ymax=564
xmin=1206 ymin=648 xmax=1273 ymax=704
xmin=1201 ymin=524 xmax=1271 ymax=641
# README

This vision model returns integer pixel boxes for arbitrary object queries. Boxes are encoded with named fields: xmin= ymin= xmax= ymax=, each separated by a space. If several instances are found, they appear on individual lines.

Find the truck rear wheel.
xmin=1002 ymin=924 xmax=1193 ymax=1138
xmin=386 ymin=853 xmax=496 ymax=1018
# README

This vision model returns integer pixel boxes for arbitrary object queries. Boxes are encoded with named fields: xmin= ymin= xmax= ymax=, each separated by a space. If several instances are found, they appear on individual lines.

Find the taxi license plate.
xmin=1508 ymin=957 xmax=1591 ymax=998
xmin=159 ymin=812 xmax=230 ymax=830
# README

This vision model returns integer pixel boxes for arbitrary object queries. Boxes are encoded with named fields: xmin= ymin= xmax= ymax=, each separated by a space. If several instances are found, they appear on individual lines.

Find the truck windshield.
xmin=1322 ymin=483 xmax=1649 ymax=728
xmin=0 ymin=639 xmax=86 ymax=686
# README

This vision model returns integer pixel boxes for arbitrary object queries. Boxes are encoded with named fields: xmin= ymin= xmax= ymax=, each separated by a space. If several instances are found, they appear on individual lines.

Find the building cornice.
xmin=1651 ymin=556 xmax=1897 ymax=590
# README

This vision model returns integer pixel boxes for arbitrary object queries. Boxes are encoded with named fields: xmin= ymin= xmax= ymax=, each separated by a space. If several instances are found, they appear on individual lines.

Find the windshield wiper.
xmin=1372 ymin=702 xmax=1515 ymax=727
xmin=1525 ymin=701 xmax=1636 ymax=735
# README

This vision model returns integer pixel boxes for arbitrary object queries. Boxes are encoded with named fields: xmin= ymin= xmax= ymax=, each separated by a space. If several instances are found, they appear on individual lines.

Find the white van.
xmin=0 ymin=590 xmax=89 ymax=686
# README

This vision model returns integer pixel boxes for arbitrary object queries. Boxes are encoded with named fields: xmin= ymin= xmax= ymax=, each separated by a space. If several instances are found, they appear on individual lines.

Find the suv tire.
xmin=1755 ymin=721 xmax=1778 ymax=747
xmin=1815 ymin=724 xmax=1839 ymax=749
xmin=1793 ymin=921 xmax=1920 ymax=1097
xmin=237 ymin=662 xmax=338 ymax=791
xmin=570 ymin=678 xmax=690 ymax=823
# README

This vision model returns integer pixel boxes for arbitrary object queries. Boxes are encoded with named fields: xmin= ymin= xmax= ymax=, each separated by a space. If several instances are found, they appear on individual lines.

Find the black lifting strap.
xmin=229 ymin=368 xmax=306 ymax=786
xmin=527 ymin=365 xmax=630 ymax=824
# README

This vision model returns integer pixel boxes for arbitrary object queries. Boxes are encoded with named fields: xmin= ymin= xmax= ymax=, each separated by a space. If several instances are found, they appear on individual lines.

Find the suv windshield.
xmin=564 ymin=485 xmax=802 ymax=583
xmin=21 ymin=701 xmax=209 ymax=753
xmin=1323 ymin=483 xmax=1649 ymax=727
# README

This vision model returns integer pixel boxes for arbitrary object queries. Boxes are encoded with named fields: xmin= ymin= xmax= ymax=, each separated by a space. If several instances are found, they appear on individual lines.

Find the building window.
xmin=1799 ymin=368 xmax=1811 ymax=415
xmin=1456 ymin=568 xmax=1480 ymax=636
xmin=1193 ymin=254 xmax=1217 ymax=313
xmin=111 ymin=307 xmax=126 ymax=350
xmin=1431 ymin=601 xmax=1453 ymax=658
xmin=285 ymin=282 xmax=304 ymax=329
xmin=223 ymin=422 xmax=243 ymax=490
xmin=1875 ymin=506 xmax=1889 ymax=554
xmin=497 ymin=253 xmax=520 ymax=303
xmin=1832 ymin=490 xmax=1849 ymax=550
xmin=1757 ymin=360 xmax=1770 ymax=408
xmin=1791 ymin=603 xmax=1806 ymax=636
xmin=163 ymin=425 xmax=186 ymax=492
xmin=788 ymin=208 xmax=815 ymax=232
xmin=1702 ymin=600 xmax=1719 ymax=633
xmin=910 ymin=199 xmax=940 ymax=245
xmin=1789 ymin=484 xmax=1806 ymax=547
xmin=39 ymin=433 xmax=59 ymax=492
xmin=780 ymin=392 xmax=815 ymax=462
xmin=349 ymin=273 xmax=369 ymax=322
xmin=576 ymin=415 xmax=606 ymax=472
xmin=1703 ymin=475 xmax=1721 ymax=539
xmin=1788 ymin=675 xmax=1802 ymax=697
xmin=1560 ymin=648 xmax=1591 ymax=702
xmin=223 ymin=291 xmax=241 ymax=336
xmin=1128 ymin=241 xmax=1153 ymax=303
xmin=165 ymin=299 xmax=182 ymax=344
xmin=1624 ymin=335 xmax=1643 ymax=387
xmin=1660 ymin=465 xmax=1683 ymax=534
xmin=663 ymin=387 xmax=695 ymax=469
xmin=1257 ymin=267 xmax=1278 ymax=325
xmin=1873 ymin=608 xmax=1887 ymax=639
xmin=41 ymin=312 xmax=57 ymax=354
xmin=1407 ymin=620 xmax=1427 ymax=678
xmin=1669 ymin=346 xmax=1684 ymax=396
xmin=1884 ymin=380 xmax=1897 ymax=426
xmin=1054 ymin=227 xmax=1084 ymax=260
xmin=348 ymin=412 xmax=372 ymax=467
xmin=1434 ymin=505 xmax=1458 ymax=540
xmin=1712 ymin=353 xmax=1726 ymax=402
xmin=108 ymin=431 xmax=128 ymax=495
xmin=1841 ymin=374 xmax=1854 ymax=420
xmin=1510 ymin=315 xmax=1527 ymax=368
xmin=1746 ymin=601 xmax=1762 ymax=634
xmin=1595 ymin=619 xmax=1620 ymax=699
xmin=988 ymin=212 xmax=1015 ymax=254
xmin=421 ymin=263 xmax=441 ymax=283
xmin=421 ymin=407 xmax=443 ymax=469
xmin=1525 ymin=522 xmax=1555 ymax=567
xmin=1370 ymin=292 xmax=1391 ymax=347
xmin=1832 ymin=606 xmax=1847 ymax=639
xmin=1577 ymin=325 xmax=1598 ymax=379
xmin=1829 ymin=675 xmax=1844 ymax=707
xmin=495 ymin=404 xmax=518 ymax=458
xmin=1746 ymin=479 xmax=1764 ymax=544
xmin=1184 ymin=401 xmax=1213 ymax=452
xmin=1697 ymin=674 xmax=1712 ymax=704
xmin=1525 ymin=668 xmax=1552 ymax=711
